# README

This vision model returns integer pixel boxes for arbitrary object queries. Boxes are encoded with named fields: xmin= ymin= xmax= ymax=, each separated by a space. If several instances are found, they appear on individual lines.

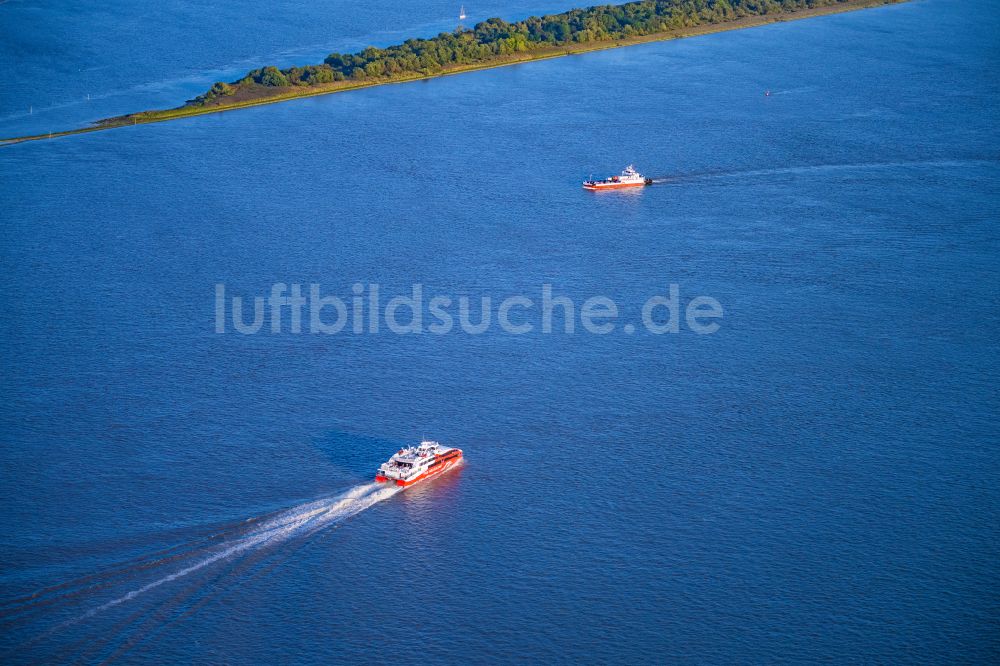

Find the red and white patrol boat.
xmin=583 ymin=165 xmax=652 ymax=190
xmin=375 ymin=440 xmax=463 ymax=487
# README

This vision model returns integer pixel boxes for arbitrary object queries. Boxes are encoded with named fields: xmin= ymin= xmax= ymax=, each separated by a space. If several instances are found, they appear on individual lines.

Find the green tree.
xmin=257 ymin=66 xmax=290 ymax=87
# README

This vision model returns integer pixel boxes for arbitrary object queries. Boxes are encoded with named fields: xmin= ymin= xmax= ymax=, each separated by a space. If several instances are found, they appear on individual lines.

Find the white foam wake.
xmin=77 ymin=482 xmax=400 ymax=620
xmin=650 ymin=158 xmax=995 ymax=184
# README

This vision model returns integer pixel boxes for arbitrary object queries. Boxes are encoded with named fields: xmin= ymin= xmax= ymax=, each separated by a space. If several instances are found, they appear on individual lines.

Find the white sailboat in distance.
xmin=459 ymin=5 xmax=467 ymax=20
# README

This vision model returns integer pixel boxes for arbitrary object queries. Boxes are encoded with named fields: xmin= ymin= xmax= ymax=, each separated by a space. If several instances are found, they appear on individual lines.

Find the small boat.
xmin=583 ymin=165 xmax=652 ymax=190
xmin=375 ymin=440 xmax=463 ymax=487
xmin=459 ymin=5 xmax=467 ymax=20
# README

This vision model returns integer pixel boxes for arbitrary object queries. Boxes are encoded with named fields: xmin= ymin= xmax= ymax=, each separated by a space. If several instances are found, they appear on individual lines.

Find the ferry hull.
xmin=394 ymin=455 xmax=461 ymax=486
xmin=582 ymin=181 xmax=647 ymax=190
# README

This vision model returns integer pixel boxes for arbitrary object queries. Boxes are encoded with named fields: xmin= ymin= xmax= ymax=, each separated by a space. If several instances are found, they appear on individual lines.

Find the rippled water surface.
xmin=1 ymin=0 xmax=999 ymax=662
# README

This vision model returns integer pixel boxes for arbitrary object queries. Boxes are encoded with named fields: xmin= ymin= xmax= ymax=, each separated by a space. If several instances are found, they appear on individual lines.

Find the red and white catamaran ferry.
xmin=583 ymin=165 xmax=653 ymax=190
xmin=375 ymin=440 xmax=463 ymax=487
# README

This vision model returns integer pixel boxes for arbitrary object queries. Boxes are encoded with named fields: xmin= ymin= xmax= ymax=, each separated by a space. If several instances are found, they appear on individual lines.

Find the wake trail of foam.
xmin=0 ymin=524 xmax=253 ymax=618
xmin=83 ymin=485 xmax=409 ymax=663
xmin=649 ymin=158 xmax=998 ymax=184
xmin=58 ymin=482 xmax=399 ymax=627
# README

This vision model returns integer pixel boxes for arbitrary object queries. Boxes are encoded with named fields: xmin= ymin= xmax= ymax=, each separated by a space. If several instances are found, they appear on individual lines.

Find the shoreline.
xmin=1 ymin=0 xmax=906 ymax=146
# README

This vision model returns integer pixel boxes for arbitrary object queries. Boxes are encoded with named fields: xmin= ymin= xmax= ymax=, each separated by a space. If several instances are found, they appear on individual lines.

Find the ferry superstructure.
xmin=375 ymin=440 xmax=463 ymax=487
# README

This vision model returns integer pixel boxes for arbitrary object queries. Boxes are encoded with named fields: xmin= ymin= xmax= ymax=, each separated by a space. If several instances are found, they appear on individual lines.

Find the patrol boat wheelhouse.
xmin=375 ymin=440 xmax=463 ymax=487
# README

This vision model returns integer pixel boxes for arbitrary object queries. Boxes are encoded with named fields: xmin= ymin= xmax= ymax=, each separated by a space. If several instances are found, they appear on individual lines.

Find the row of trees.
xmin=191 ymin=0 xmax=855 ymax=105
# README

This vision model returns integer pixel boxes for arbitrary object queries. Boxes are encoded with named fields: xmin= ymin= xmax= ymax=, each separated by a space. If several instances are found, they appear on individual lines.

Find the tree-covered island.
xmin=189 ymin=0 xmax=901 ymax=107
xmin=2 ymin=0 xmax=905 ymax=144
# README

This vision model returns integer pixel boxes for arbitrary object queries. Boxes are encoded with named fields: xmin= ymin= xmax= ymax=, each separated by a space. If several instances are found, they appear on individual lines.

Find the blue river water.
xmin=1 ymin=0 xmax=999 ymax=662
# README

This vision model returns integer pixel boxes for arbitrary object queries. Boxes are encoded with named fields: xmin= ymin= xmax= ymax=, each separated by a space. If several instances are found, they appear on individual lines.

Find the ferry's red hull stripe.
xmin=583 ymin=182 xmax=646 ymax=190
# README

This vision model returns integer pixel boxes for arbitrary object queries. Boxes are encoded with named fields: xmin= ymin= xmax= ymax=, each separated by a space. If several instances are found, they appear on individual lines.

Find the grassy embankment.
xmin=1 ymin=0 xmax=906 ymax=146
